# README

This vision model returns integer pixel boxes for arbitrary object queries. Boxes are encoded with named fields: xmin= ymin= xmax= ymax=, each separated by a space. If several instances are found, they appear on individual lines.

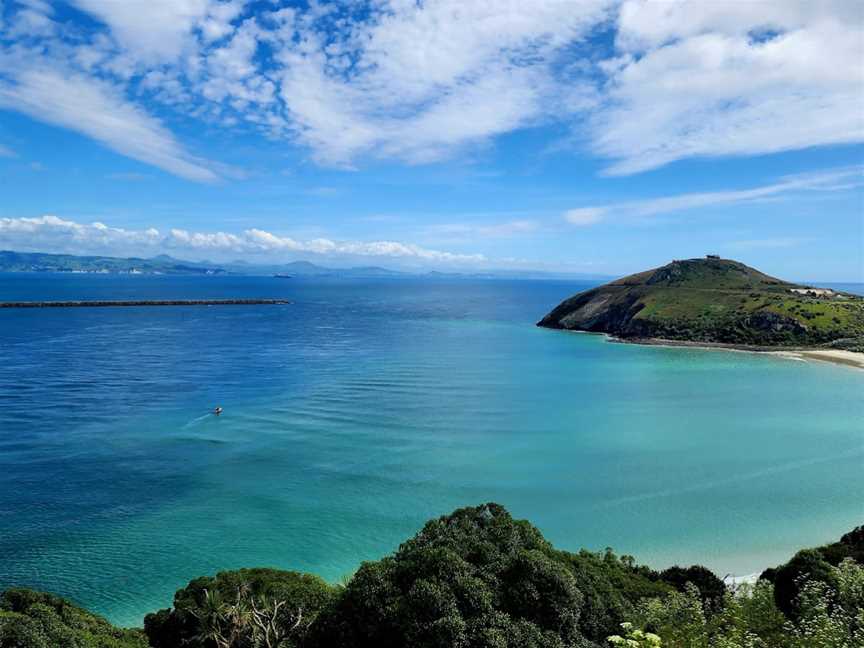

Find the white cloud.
xmin=427 ymin=219 xmax=539 ymax=240
xmin=563 ymin=166 xmax=863 ymax=224
xmin=0 ymin=215 xmax=162 ymax=250
xmin=0 ymin=67 xmax=220 ymax=182
xmin=0 ymin=143 xmax=16 ymax=157
xmin=69 ymin=0 xmax=215 ymax=61
xmin=564 ymin=208 xmax=606 ymax=226
xmin=0 ymin=214 xmax=486 ymax=265
xmin=0 ymin=0 xmax=861 ymax=178
xmin=274 ymin=0 xmax=611 ymax=166
xmin=593 ymin=0 xmax=864 ymax=174
xmin=4 ymin=0 xmax=55 ymax=37
xmin=614 ymin=0 xmax=859 ymax=51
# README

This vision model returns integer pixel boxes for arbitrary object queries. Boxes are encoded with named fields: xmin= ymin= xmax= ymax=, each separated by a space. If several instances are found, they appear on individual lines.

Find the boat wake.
xmin=182 ymin=413 xmax=212 ymax=428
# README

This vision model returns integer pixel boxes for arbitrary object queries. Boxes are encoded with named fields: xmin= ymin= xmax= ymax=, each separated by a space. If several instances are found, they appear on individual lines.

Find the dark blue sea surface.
xmin=1 ymin=273 xmax=862 ymax=625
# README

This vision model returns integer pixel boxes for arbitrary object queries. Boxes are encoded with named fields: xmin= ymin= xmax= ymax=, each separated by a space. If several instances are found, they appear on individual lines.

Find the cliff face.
xmin=538 ymin=258 xmax=864 ymax=348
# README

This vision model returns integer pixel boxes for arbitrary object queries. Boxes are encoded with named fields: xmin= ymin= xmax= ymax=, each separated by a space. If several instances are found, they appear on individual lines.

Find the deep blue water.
xmin=0 ymin=273 xmax=862 ymax=626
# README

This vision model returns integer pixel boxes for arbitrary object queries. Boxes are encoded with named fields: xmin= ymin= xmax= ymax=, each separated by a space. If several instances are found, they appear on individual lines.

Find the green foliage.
xmin=636 ymin=583 xmax=708 ymax=647
xmin=308 ymin=503 xmax=586 ymax=647
xmin=308 ymin=504 xmax=679 ymax=647
xmin=554 ymin=548 xmax=673 ymax=640
xmin=3 ymin=508 xmax=863 ymax=648
xmin=762 ymin=524 xmax=864 ymax=620
xmin=607 ymin=622 xmax=662 ymax=647
xmin=144 ymin=568 xmax=336 ymax=648
xmin=727 ymin=581 xmax=787 ymax=643
xmin=658 ymin=566 xmax=726 ymax=610
xmin=768 ymin=549 xmax=838 ymax=619
xmin=0 ymin=589 xmax=147 ymax=648
xmin=621 ymin=559 xmax=864 ymax=648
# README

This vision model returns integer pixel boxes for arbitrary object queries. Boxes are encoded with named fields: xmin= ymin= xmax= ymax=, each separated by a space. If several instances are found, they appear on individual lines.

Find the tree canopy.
xmin=0 ymin=588 xmax=148 ymax=648
xmin=2 ymin=507 xmax=861 ymax=648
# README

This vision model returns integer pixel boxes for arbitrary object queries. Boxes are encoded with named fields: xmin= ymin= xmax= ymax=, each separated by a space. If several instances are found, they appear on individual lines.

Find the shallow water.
xmin=0 ymin=273 xmax=862 ymax=626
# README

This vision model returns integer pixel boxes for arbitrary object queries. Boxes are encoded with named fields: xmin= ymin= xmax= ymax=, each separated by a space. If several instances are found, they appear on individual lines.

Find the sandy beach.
xmin=770 ymin=349 xmax=864 ymax=370
xmin=610 ymin=336 xmax=864 ymax=370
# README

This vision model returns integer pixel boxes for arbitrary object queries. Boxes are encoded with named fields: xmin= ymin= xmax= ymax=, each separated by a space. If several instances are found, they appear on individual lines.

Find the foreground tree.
xmin=307 ymin=503 xmax=675 ymax=648
xmin=658 ymin=566 xmax=726 ymax=611
xmin=144 ymin=568 xmax=336 ymax=648
xmin=307 ymin=503 xmax=585 ymax=647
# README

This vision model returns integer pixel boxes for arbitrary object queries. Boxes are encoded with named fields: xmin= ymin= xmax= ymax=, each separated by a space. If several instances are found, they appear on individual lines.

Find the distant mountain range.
xmin=0 ymin=250 xmax=610 ymax=281
xmin=223 ymin=259 xmax=410 ymax=278
xmin=0 ymin=251 xmax=228 ymax=275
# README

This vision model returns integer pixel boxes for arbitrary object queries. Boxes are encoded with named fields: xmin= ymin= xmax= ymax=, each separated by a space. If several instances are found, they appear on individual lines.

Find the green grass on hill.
xmin=539 ymin=258 xmax=864 ymax=348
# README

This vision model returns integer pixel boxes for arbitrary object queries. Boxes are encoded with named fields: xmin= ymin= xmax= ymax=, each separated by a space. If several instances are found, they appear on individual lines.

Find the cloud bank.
xmin=563 ymin=166 xmax=864 ymax=225
xmin=0 ymin=0 xmax=859 ymax=179
xmin=0 ymin=215 xmax=485 ymax=265
xmin=596 ymin=0 xmax=864 ymax=175
xmin=0 ymin=68 xmax=219 ymax=181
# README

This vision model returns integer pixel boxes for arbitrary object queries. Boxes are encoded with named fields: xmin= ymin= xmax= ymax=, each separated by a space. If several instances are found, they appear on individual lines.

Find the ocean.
xmin=0 ymin=273 xmax=862 ymax=626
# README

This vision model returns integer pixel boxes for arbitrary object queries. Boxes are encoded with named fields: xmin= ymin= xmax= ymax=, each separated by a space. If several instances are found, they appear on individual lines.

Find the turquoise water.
xmin=0 ymin=274 xmax=862 ymax=626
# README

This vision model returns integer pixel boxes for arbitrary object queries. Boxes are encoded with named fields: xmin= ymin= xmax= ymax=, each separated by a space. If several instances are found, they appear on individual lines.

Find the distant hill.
xmin=0 ymin=249 xmax=611 ymax=281
xmin=0 ymin=251 xmax=226 ymax=275
xmin=538 ymin=256 xmax=864 ymax=350
xmin=0 ymin=251 xmax=405 ymax=278
xmin=240 ymin=260 xmax=408 ymax=278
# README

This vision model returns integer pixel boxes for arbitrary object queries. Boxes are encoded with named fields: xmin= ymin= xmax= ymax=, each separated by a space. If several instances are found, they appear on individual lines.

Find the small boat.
xmin=214 ymin=406 xmax=223 ymax=416
xmin=273 ymin=274 xmax=292 ymax=279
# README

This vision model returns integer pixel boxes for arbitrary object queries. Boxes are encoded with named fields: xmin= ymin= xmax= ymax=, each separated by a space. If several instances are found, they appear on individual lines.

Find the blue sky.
xmin=0 ymin=0 xmax=862 ymax=280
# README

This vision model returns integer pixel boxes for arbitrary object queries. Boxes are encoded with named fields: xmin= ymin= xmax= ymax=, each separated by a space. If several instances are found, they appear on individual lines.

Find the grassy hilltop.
xmin=538 ymin=257 xmax=864 ymax=350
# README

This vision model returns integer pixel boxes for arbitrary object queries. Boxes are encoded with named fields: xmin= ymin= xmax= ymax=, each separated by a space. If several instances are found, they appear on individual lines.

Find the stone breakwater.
xmin=0 ymin=299 xmax=291 ymax=308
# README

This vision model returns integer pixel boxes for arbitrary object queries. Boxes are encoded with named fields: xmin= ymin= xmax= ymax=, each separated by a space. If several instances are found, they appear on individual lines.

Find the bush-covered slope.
xmin=1 ymin=506 xmax=861 ymax=648
xmin=760 ymin=524 xmax=864 ymax=619
xmin=144 ymin=568 xmax=336 ymax=648
xmin=0 ymin=589 xmax=148 ymax=648
xmin=538 ymin=257 xmax=864 ymax=348
xmin=617 ymin=527 xmax=864 ymax=648
xmin=144 ymin=504 xmax=675 ymax=648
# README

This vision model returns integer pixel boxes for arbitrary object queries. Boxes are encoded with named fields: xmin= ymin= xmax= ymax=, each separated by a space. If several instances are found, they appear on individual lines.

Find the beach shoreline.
xmin=603 ymin=336 xmax=864 ymax=370
xmin=769 ymin=349 xmax=864 ymax=370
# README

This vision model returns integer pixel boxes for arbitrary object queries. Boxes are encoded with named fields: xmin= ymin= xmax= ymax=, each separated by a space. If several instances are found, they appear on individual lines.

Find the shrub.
xmin=620 ymin=559 xmax=864 ymax=648
xmin=144 ymin=568 xmax=337 ymax=648
xmin=761 ymin=525 xmax=864 ymax=619
xmin=659 ymin=566 xmax=725 ymax=610
xmin=0 ymin=589 xmax=148 ymax=648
